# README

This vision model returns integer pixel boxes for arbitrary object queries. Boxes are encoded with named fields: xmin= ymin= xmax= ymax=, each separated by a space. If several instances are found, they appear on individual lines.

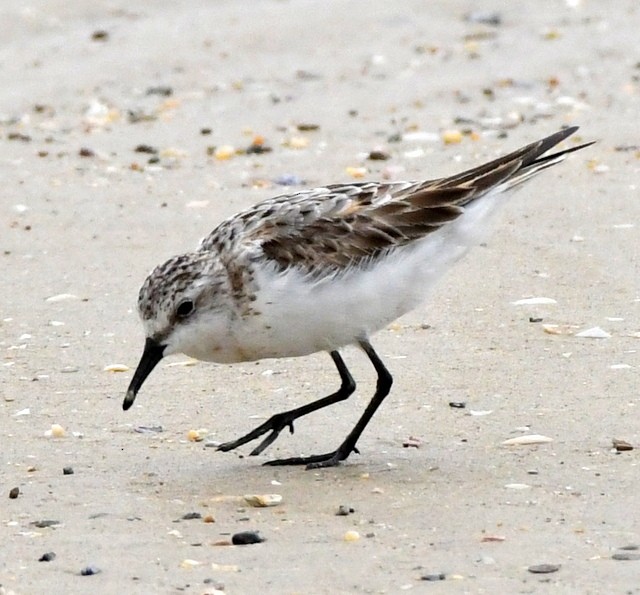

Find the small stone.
xmin=421 ymin=573 xmax=446 ymax=581
xmin=39 ymin=552 xmax=56 ymax=562
xmin=528 ymin=563 xmax=561 ymax=574
xmin=231 ymin=531 xmax=265 ymax=545
xmin=449 ymin=401 xmax=466 ymax=409
xmin=203 ymin=515 xmax=215 ymax=523
xmin=612 ymin=552 xmax=640 ymax=561
xmin=618 ymin=544 xmax=639 ymax=550
xmin=31 ymin=520 xmax=61 ymax=528
xmin=181 ymin=512 xmax=202 ymax=520
xmin=612 ymin=439 xmax=634 ymax=452
xmin=335 ymin=505 xmax=355 ymax=516
xmin=9 ymin=487 xmax=20 ymax=499
xmin=91 ymin=30 xmax=109 ymax=41
xmin=368 ymin=150 xmax=390 ymax=160
xmin=63 ymin=467 xmax=74 ymax=475
xmin=79 ymin=147 xmax=95 ymax=158
xmin=80 ymin=565 xmax=101 ymax=576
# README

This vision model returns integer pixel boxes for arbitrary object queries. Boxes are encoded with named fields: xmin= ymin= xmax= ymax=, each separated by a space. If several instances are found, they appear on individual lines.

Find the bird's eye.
xmin=176 ymin=299 xmax=195 ymax=319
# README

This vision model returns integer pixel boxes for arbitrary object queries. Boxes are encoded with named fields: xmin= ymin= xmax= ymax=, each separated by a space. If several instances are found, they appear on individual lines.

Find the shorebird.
xmin=123 ymin=126 xmax=591 ymax=468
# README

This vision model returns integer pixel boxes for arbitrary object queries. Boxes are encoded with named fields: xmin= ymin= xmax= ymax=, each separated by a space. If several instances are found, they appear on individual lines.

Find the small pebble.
xmin=39 ymin=552 xmax=56 ymax=562
xmin=181 ymin=512 xmax=202 ymax=520
xmin=528 ymin=563 xmax=561 ymax=574
xmin=9 ymin=487 xmax=20 ymax=499
xmin=63 ymin=467 xmax=74 ymax=475
xmin=619 ymin=544 xmax=639 ymax=550
xmin=80 ymin=565 xmax=101 ymax=576
xmin=612 ymin=439 xmax=634 ymax=452
xmin=612 ymin=552 xmax=640 ymax=561
xmin=449 ymin=401 xmax=466 ymax=409
xmin=243 ymin=494 xmax=282 ymax=507
xmin=368 ymin=150 xmax=390 ymax=160
xmin=31 ymin=520 xmax=61 ymax=528
xmin=421 ymin=573 xmax=446 ymax=581
xmin=335 ymin=505 xmax=355 ymax=516
xmin=231 ymin=531 xmax=265 ymax=545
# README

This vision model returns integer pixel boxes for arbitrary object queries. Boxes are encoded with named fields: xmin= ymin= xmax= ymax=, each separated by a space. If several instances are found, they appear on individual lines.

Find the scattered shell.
xmin=502 ymin=434 xmax=553 ymax=446
xmin=243 ymin=494 xmax=283 ymax=507
xmin=187 ymin=429 xmax=206 ymax=442
xmin=103 ymin=364 xmax=129 ymax=373
xmin=402 ymin=131 xmax=439 ymax=142
xmin=45 ymin=424 xmax=66 ymax=438
xmin=575 ymin=327 xmax=611 ymax=339
xmin=203 ymin=514 xmax=215 ymax=523
xmin=442 ymin=129 xmax=463 ymax=144
xmin=46 ymin=293 xmax=79 ymax=303
xmin=213 ymin=145 xmax=236 ymax=160
xmin=469 ymin=409 xmax=493 ymax=416
xmin=612 ymin=439 xmax=634 ymax=452
xmin=180 ymin=559 xmax=202 ymax=569
xmin=345 ymin=166 xmax=367 ymax=179
xmin=505 ymin=483 xmax=530 ymax=490
xmin=164 ymin=359 xmax=199 ymax=367
xmin=343 ymin=530 xmax=360 ymax=542
xmin=211 ymin=562 xmax=240 ymax=572
xmin=528 ymin=563 xmax=561 ymax=574
xmin=481 ymin=535 xmax=506 ymax=542
xmin=511 ymin=297 xmax=557 ymax=306
xmin=283 ymin=136 xmax=309 ymax=149
xmin=542 ymin=324 xmax=578 ymax=335
xmin=402 ymin=436 xmax=422 ymax=448
xmin=232 ymin=531 xmax=265 ymax=545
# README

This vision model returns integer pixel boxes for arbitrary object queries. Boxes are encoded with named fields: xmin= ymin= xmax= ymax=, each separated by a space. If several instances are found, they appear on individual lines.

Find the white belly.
xmin=228 ymin=192 xmax=503 ymax=360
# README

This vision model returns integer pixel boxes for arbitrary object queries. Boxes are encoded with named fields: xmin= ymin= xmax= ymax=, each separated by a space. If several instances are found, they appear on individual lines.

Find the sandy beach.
xmin=2 ymin=1 xmax=640 ymax=593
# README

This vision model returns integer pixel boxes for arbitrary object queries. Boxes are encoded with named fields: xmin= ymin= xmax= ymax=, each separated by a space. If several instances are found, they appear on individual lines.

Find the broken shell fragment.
xmin=243 ymin=494 xmax=283 ymax=507
xmin=502 ymin=434 xmax=553 ymax=446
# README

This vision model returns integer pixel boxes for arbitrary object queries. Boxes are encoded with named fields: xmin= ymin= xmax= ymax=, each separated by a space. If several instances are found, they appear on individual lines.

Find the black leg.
xmin=217 ymin=351 xmax=356 ymax=455
xmin=265 ymin=338 xmax=393 ymax=469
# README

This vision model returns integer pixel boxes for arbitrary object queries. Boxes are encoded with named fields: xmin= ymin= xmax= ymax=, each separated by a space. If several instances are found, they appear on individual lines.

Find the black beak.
xmin=122 ymin=337 xmax=165 ymax=410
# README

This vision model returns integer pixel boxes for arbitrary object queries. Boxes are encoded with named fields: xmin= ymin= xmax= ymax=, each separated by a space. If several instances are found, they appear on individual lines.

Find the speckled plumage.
xmin=124 ymin=127 xmax=591 ymax=468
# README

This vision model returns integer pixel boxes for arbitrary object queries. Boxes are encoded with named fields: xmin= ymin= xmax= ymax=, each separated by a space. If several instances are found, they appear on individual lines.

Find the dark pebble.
xmin=63 ymin=466 xmax=74 ymax=475
xmin=449 ymin=401 xmax=466 ymax=409
xmin=181 ymin=512 xmax=202 ymax=520
xmin=146 ymin=85 xmax=173 ymax=97
xmin=528 ymin=563 xmax=561 ymax=574
xmin=134 ymin=144 xmax=158 ymax=154
xmin=31 ymin=520 xmax=61 ymax=528
xmin=612 ymin=552 xmax=640 ymax=561
xmin=200 ymin=128 xmax=212 ymax=135
xmin=8 ymin=132 xmax=32 ymax=142
xmin=91 ymin=30 xmax=109 ymax=41
xmin=421 ymin=573 xmax=446 ymax=581
xmin=335 ymin=505 xmax=355 ymax=516
xmin=231 ymin=531 xmax=265 ymax=545
xmin=245 ymin=143 xmax=272 ymax=155
xmin=368 ymin=150 xmax=390 ymax=161
xmin=619 ymin=544 xmax=640 ymax=551
xmin=79 ymin=147 xmax=95 ymax=158
xmin=464 ymin=11 xmax=502 ymax=26
xmin=296 ymin=123 xmax=319 ymax=131
xmin=80 ymin=565 xmax=102 ymax=576
xmin=9 ymin=487 xmax=20 ymax=499
xmin=39 ymin=552 xmax=56 ymax=562
xmin=529 ymin=317 xmax=543 ymax=323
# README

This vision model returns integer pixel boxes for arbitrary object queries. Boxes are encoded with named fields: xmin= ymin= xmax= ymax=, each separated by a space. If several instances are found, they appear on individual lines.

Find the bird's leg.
xmin=265 ymin=339 xmax=393 ymax=469
xmin=217 ymin=351 xmax=355 ymax=455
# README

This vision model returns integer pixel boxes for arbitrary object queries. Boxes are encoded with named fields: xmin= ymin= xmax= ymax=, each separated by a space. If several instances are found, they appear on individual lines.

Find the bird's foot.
xmin=263 ymin=444 xmax=360 ymax=469
xmin=217 ymin=413 xmax=295 ymax=455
